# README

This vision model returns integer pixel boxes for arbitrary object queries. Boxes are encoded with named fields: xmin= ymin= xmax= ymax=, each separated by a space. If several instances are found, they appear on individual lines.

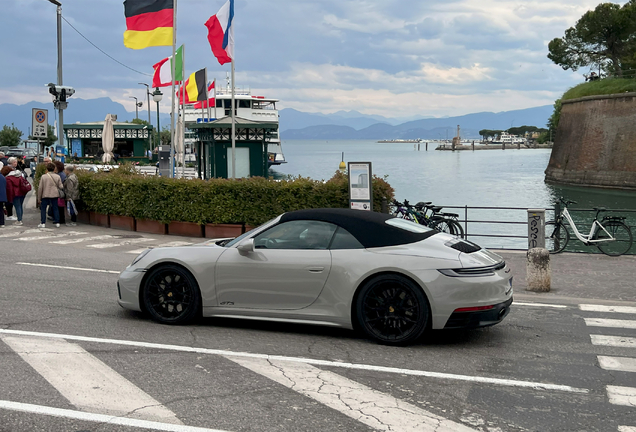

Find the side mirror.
xmin=237 ymin=238 xmax=255 ymax=253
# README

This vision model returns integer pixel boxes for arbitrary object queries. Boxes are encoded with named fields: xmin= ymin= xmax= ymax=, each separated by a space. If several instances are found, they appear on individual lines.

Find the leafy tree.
xmin=479 ymin=129 xmax=503 ymax=141
xmin=28 ymin=124 xmax=58 ymax=153
xmin=0 ymin=123 xmax=23 ymax=147
xmin=159 ymin=126 xmax=171 ymax=146
xmin=547 ymin=2 xmax=636 ymax=77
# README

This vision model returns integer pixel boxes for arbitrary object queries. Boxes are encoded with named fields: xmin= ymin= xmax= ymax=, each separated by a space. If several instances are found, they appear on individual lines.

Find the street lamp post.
xmin=129 ymin=96 xmax=141 ymax=119
xmin=47 ymin=0 xmax=63 ymax=156
xmin=139 ymin=83 xmax=153 ymax=155
xmin=153 ymin=88 xmax=163 ymax=148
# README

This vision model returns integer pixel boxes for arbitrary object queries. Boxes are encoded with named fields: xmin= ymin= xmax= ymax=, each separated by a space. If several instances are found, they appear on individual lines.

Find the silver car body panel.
xmin=118 ymin=226 xmax=513 ymax=330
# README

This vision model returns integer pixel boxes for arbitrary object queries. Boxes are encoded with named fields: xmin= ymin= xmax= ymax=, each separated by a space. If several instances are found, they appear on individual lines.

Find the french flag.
xmin=205 ymin=0 xmax=234 ymax=65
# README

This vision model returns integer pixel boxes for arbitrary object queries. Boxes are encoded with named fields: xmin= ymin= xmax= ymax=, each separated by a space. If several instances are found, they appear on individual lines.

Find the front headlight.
xmin=130 ymin=248 xmax=151 ymax=267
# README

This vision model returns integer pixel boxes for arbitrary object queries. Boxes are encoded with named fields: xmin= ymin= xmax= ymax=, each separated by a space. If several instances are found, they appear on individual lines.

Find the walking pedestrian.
xmin=37 ymin=162 xmax=63 ymax=228
xmin=2 ymin=159 xmax=16 ymax=221
xmin=30 ymin=156 xmax=38 ymax=179
xmin=0 ymin=168 xmax=6 ymax=228
xmin=64 ymin=165 xmax=79 ymax=227
xmin=3 ymin=165 xmax=29 ymax=226
xmin=53 ymin=161 xmax=67 ymax=225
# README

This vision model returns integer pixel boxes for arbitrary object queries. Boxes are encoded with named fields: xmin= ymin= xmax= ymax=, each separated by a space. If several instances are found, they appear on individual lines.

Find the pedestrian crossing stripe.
xmin=591 ymin=335 xmax=636 ymax=348
xmin=584 ymin=318 xmax=636 ymax=329
xmin=606 ymin=385 xmax=636 ymax=407
xmin=598 ymin=356 xmax=636 ymax=373
xmin=580 ymin=304 xmax=636 ymax=314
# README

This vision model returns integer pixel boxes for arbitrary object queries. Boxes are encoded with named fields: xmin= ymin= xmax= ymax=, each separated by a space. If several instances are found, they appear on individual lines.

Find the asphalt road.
xmin=0 ymin=222 xmax=635 ymax=432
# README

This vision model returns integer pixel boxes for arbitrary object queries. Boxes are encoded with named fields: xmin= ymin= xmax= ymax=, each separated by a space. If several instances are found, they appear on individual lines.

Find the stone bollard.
xmin=526 ymin=248 xmax=551 ymax=292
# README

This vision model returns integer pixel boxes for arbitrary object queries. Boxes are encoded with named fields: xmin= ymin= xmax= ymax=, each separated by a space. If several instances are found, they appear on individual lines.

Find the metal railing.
xmin=423 ymin=204 xmax=636 ymax=254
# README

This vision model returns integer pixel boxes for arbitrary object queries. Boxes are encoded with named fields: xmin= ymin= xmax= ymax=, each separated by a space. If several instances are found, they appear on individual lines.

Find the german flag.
xmin=123 ymin=0 xmax=174 ymax=50
xmin=184 ymin=69 xmax=208 ymax=103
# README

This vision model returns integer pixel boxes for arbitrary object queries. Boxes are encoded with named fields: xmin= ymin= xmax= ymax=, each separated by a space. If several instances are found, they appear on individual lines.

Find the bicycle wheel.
xmin=449 ymin=220 xmax=465 ymax=238
xmin=593 ymin=221 xmax=633 ymax=256
xmin=545 ymin=221 xmax=569 ymax=253
xmin=430 ymin=219 xmax=453 ymax=235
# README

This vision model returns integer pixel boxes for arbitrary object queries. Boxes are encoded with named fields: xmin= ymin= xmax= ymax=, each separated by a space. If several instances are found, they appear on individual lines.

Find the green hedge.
xmin=68 ymin=167 xmax=394 ymax=225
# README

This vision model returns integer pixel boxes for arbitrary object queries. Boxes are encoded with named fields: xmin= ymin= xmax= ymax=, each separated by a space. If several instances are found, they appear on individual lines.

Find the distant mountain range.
xmin=279 ymin=105 xmax=553 ymax=140
xmin=0 ymin=98 xmax=552 ymax=141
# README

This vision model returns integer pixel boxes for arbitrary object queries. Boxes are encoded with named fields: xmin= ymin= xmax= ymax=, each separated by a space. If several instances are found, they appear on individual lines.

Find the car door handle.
xmin=306 ymin=266 xmax=325 ymax=273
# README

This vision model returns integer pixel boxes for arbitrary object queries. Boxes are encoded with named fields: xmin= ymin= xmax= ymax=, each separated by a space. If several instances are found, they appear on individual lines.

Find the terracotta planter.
xmin=76 ymin=210 xmax=90 ymax=224
xmin=168 ymin=221 xmax=204 ymax=237
xmin=109 ymin=214 xmax=136 ymax=231
xmin=136 ymin=219 xmax=167 ymax=235
xmin=205 ymin=223 xmax=244 ymax=239
xmin=89 ymin=212 xmax=110 ymax=228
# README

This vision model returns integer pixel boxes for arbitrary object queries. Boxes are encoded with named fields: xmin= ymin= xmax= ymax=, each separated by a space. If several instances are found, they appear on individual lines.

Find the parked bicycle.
xmin=392 ymin=200 xmax=464 ymax=238
xmin=546 ymin=198 xmax=633 ymax=256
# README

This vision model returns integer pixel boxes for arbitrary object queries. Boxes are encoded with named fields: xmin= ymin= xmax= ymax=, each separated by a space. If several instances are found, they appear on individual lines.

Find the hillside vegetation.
xmin=562 ymin=78 xmax=636 ymax=101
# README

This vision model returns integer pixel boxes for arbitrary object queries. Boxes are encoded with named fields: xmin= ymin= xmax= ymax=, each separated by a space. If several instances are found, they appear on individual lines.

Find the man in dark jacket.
xmin=0 ymin=172 xmax=6 ymax=227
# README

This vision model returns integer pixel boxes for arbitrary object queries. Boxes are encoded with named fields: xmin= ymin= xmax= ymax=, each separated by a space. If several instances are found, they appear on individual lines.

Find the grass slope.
xmin=562 ymin=78 xmax=636 ymax=101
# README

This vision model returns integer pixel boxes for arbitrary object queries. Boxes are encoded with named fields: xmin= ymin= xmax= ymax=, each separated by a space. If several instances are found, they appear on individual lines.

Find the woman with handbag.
xmin=37 ymin=162 xmax=63 ymax=228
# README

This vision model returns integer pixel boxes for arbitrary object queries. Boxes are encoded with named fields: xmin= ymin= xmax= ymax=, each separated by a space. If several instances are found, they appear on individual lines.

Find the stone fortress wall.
xmin=545 ymin=92 xmax=636 ymax=190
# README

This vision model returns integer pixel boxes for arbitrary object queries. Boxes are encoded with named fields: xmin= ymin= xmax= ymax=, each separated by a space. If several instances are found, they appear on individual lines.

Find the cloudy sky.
xmin=0 ymin=0 xmax=618 ymax=118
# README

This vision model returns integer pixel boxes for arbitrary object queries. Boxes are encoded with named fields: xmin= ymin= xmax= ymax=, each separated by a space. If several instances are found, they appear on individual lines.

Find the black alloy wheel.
xmin=356 ymin=274 xmax=429 ymax=345
xmin=142 ymin=264 xmax=201 ymax=324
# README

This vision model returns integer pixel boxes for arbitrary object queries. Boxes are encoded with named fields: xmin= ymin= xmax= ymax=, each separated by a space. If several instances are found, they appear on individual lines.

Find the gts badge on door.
xmin=220 ymin=301 xmax=235 ymax=306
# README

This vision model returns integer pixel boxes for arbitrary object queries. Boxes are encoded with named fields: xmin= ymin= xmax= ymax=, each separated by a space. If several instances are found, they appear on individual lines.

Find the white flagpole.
xmin=169 ymin=1 xmax=178 ymax=179
xmin=231 ymin=60 xmax=236 ymax=179
xmin=180 ymin=46 xmax=186 ymax=179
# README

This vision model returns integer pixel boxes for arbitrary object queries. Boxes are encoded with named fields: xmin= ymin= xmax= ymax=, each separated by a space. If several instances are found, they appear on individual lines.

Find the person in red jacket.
xmin=1 ymin=165 xmax=28 ymax=226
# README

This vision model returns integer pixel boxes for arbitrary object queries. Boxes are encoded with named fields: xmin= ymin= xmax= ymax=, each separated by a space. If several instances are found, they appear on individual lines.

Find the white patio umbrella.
xmin=174 ymin=116 xmax=185 ymax=177
xmin=102 ymin=114 xmax=115 ymax=163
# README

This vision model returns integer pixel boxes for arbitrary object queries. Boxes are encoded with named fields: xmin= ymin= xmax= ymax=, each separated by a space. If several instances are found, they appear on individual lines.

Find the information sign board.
xmin=348 ymin=162 xmax=373 ymax=211
xmin=32 ymin=108 xmax=48 ymax=138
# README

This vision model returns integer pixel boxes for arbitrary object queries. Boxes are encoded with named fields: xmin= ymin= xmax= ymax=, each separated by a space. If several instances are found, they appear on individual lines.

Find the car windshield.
xmin=385 ymin=217 xmax=432 ymax=233
xmin=224 ymin=217 xmax=279 ymax=247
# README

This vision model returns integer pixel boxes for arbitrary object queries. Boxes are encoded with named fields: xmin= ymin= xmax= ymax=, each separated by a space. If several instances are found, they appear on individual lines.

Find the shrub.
xmin=74 ymin=168 xmax=395 ymax=225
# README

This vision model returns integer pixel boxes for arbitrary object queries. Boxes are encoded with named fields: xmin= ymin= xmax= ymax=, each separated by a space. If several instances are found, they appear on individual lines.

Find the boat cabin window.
xmin=238 ymin=100 xmax=251 ymax=108
xmin=253 ymin=101 xmax=276 ymax=110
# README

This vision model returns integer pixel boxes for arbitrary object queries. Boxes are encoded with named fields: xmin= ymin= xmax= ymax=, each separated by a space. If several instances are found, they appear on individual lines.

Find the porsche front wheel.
xmin=356 ymin=274 xmax=429 ymax=345
xmin=142 ymin=264 xmax=201 ymax=324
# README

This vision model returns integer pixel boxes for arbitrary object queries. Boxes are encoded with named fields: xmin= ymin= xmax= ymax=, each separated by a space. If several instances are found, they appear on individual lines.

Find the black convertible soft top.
xmin=279 ymin=208 xmax=438 ymax=248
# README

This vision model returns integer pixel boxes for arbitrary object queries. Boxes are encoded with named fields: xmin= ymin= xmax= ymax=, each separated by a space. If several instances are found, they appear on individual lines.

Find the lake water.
xmin=273 ymin=140 xmax=636 ymax=251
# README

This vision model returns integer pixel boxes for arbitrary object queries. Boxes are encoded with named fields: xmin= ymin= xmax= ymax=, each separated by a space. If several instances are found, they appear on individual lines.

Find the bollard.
xmin=527 ymin=248 xmax=551 ymax=292
xmin=425 ymin=142 xmax=428 ymax=151
xmin=472 ymin=141 xmax=475 ymax=151
xmin=527 ymin=209 xmax=550 ymax=292
xmin=381 ymin=197 xmax=388 ymax=214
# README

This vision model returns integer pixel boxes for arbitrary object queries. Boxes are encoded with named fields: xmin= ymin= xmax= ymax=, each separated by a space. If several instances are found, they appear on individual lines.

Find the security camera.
xmin=45 ymin=83 xmax=75 ymax=101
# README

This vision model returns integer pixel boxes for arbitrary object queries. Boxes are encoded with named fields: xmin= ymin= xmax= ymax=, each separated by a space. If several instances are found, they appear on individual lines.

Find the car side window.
xmin=254 ymin=220 xmax=337 ymax=250
xmin=329 ymin=227 xmax=364 ymax=249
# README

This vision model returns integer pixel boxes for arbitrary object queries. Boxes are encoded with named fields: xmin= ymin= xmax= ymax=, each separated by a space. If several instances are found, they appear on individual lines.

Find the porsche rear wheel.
xmin=142 ymin=264 xmax=201 ymax=324
xmin=356 ymin=274 xmax=429 ymax=345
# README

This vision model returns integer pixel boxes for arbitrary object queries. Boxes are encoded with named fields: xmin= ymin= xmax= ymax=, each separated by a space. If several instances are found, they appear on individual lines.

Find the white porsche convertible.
xmin=118 ymin=208 xmax=513 ymax=345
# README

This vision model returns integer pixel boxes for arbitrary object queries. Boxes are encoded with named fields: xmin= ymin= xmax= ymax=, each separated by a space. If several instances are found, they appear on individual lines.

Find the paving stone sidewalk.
xmin=497 ymin=250 xmax=636 ymax=304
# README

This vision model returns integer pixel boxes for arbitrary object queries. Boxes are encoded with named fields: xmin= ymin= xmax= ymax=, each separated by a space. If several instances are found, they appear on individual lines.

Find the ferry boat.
xmin=491 ymin=131 xmax=526 ymax=145
xmin=181 ymin=85 xmax=286 ymax=166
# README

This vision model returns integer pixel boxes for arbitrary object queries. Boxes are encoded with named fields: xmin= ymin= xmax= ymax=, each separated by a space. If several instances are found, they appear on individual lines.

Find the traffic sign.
xmin=32 ymin=108 xmax=48 ymax=138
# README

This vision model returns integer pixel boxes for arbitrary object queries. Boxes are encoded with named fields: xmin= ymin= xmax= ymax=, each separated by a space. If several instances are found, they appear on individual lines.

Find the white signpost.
xmin=32 ymin=108 xmax=48 ymax=139
xmin=348 ymin=162 xmax=373 ymax=211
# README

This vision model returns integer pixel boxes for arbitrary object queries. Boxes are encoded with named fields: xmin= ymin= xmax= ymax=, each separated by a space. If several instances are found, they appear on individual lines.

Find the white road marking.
xmin=127 ymin=241 xmax=193 ymax=254
xmin=0 ymin=329 xmax=589 ymax=394
xmin=619 ymin=427 xmax=636 ymax=432
xmin=580 ymin=304 xmax=636 ymax=314
xmin=606 ymin=385 xmax=636 ymax=407
xmin=598 ymin=356 xmax=636 ymax=373
xmin=87 ymin=237 xmax=155 ymax=248
xmin=49 ymin=235 xmax=115 ymax=244
xmin=0 ymin=228 xmax=52 ymax=238
xmin=585 ymin=318 xmax=636 ymax=329
xmin=15 ymin=262 xmax=120 ymax=274
xmin=591 ymin=335 xmax=636 ymax=348
xmin=0 ymin=400 xmax=230 ymax=432
xmin=513 ymin=302 xmax=567 ymax=309
xmin=1 ymin=336 xmax=181 ymax=423
xmin=230 ymin=356 xmax=478 ymax=432
xmin=14 ymin=231 xmax=88 ymax=241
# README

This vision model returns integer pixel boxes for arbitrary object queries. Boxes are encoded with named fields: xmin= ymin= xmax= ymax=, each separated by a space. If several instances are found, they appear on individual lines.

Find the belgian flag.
xmin=123 ymin=0 xmax=174 ymax=50
xmin=184 ymin=69 xmax=208 ymax=103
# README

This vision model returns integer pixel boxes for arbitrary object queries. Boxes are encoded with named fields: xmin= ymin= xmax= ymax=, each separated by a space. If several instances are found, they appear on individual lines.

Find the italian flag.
xmin=152 ymin=45 xmax=184 ymax=87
